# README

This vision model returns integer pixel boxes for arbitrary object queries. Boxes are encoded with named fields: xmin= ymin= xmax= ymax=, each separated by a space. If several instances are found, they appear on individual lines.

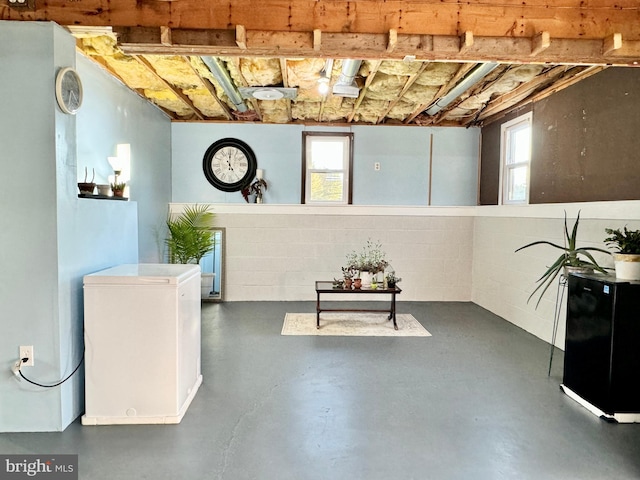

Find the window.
xmin=302 ymin=132 xmax=353 ymax=204
xmin=500 ymin=112 xmax=532 ymax=204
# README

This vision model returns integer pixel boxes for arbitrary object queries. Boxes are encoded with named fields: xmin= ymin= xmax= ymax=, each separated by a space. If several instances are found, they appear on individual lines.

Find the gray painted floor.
xmin=2 ymin=301 xmax=640 ymax=479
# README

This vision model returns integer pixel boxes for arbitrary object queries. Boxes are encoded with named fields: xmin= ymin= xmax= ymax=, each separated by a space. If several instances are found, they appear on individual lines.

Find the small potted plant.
xmin=166 ymin=204 xmax=215 ymax=265
xmin=78 ymin=167 xmax=96 ymax=195
xmin=241 ymin=178 xmax=268 ymax=203
xmin=604 ymin=226 xmax=640 ymax=280
xmin=341 ymin=266 xmax=356 ymax=289
xmin=110 ymin=181 xmax=127 ymax=198
xmin=385 ymin=271 xmax=402 ymax=289
xmin=515 ymin=211 xmax=610 ymax=307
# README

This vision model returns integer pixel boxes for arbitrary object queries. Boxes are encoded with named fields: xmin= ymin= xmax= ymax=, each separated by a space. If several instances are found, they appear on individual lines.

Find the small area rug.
xmin=281 ymin=313 xmax=432 ymax=337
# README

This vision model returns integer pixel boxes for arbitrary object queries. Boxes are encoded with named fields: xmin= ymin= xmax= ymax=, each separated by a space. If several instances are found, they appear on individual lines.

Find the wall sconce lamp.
xmin=108 ymin=143 xmax=131 ymax=196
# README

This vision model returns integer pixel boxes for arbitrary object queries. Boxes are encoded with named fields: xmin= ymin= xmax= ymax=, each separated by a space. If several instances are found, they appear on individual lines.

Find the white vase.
xmin=359 ymin=271 xmax=374 ymax=289
xmin=613 ymin=254 xmax=640 ymax=280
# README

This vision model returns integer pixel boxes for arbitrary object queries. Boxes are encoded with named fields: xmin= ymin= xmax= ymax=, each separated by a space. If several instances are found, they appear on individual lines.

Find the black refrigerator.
xmin=562 ymin=272 xmax=640 ymax=422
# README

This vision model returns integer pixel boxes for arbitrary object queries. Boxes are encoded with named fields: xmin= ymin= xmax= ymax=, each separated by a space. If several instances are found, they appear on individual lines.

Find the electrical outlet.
xmin=374 ymin=162 xmax=381 ymax=171
xmin=19 ymin=346 xmax=34 ymax=367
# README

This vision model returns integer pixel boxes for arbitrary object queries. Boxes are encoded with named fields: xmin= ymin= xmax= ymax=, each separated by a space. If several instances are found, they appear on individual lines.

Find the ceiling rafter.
xmin=468 ymin=65 xmax=571 ymax=125
xmin=480 ymin=66 xmax=607 ymax=125
xmin=185 ymin=56 xmax=234 ymax=121
xmin=347 ymin=60 xmax=382 ymax=123
xmin=24 ymin=1 xmax=637 ymax=127
xmin=230 ymin=58 xmax=263 ymax=121
xmin=377 ymin=61 xmax=430 ymax=124
xmin=133 ymin=55 xmax=205 ymax=120
xmin=279 ymin=58 xmax=292 ymax=122
xmin=405 ymin=63 xmax=477 ymax=124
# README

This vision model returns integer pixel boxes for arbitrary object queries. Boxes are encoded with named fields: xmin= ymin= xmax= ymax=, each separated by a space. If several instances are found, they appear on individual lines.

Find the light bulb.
xmin=318 ymin=81 xmax=329 ymax=96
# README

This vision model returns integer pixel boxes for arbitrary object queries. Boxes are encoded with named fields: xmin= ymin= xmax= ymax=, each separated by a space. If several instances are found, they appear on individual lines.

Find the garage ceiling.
xmin=3 ymin=0 xmax=639 ymax=126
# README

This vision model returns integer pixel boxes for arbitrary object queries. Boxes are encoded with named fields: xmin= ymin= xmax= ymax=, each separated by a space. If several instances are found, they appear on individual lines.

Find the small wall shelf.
xmin=78 ymin=194 xmax=128 ymax=201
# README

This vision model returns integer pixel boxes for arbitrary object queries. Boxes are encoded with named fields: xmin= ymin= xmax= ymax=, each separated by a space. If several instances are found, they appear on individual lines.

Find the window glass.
xmin=500 ymin=113 xmax=532 ymax=205
xmin=303 ymin=133 xmax=353 ymax=204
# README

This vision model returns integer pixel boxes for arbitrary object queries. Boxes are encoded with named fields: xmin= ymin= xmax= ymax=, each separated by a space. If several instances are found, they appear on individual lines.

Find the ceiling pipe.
xmin=201 ymin=56 xmax=248 ymax=112
xmin=333 ymin=59 xmax=362 ymax=98
xmin=425 ymin=62 xmax=499 ymax=115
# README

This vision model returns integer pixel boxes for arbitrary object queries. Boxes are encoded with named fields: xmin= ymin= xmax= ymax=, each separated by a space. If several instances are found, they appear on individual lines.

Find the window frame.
xmin=301 ymin=132 xmax=354 ymax=205
xmin=499 ymin=112 xmax=532 ymax=205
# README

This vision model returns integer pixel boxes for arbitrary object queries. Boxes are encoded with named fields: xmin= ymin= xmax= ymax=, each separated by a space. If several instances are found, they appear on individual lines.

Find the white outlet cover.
xmin=20 ymin=346 xmax=34 ymax=366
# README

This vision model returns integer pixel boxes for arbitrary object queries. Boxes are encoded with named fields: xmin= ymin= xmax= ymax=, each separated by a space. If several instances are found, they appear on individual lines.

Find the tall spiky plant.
xmin=515 ymin=211 xmax=610 ymax=308
xmin=166 ymin=205 xmax=215 ymax=264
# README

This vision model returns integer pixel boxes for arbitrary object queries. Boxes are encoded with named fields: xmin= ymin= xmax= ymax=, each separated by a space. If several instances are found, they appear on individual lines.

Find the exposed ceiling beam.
xmin=377 ymin=61 xmax=430 ymax=124
xmin=480 ymin=66 xmax=607 ymax=125
xmin=185 ymin=57 xmax=234 ymax=121
xmin=469 ymin=65 xmax=571 ymax=125
xmin=110 ymin=28 xmax=640 ymax=66
xmin=4 ymin=0 xmax=638 ymax=41
xmin=133 ymin=55 xmax=205 ymax=119
xmin=347 ymin=60 xmax=382 ymax=123
xmin=230 ymin=58 xmax=262 ymax=121
xmin=4 ymin=0 xmax=640 ymax=65
xmin=405 ymin=63 xmax=477 ymax=124
xmin=279 ymin=58 xmax=292 ymax=122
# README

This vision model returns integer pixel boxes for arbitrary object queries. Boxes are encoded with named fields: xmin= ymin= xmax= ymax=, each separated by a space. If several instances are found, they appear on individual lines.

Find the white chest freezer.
xmin=82 ymin=263 xmax=202 ymax=425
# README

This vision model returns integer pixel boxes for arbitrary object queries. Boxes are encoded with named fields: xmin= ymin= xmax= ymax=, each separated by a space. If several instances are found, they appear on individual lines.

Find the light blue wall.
xmin=0 ymin=21 xmax=162 ymax=432
xmin=172 ymin=123 xmax=304 ymax=204
xmin=171 ymin=123 xmax=480 ymax=205
xmin=431 ymin=128 xmax=480 ymax=206
xmin=0 ymin=21 xmax=62 ymax=432
xmin=76 ymin=55 xmax=172 ymax=262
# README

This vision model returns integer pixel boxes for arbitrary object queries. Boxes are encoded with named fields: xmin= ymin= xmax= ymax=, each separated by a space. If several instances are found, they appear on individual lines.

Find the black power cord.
xmin=17 ymin=353 xmax=84 ymax=388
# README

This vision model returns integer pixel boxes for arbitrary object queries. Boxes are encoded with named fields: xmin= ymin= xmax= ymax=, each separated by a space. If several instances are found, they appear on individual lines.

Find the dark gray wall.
xmin=480 ymin=68 xmax=640 ymax=205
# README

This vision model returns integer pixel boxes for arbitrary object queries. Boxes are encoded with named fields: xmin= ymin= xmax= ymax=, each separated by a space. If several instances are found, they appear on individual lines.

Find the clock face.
xmin=203 ymin=138 xmax=257 ymax=192
xmin=55 ymin=67 xmax=83 ymax=115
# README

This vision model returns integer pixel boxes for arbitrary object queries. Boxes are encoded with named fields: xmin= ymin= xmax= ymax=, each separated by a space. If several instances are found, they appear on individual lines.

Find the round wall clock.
xmin=55 ymin=67 xmax=83 ymax=115
xmin=202 ymin=138 xmax=257 ymax=192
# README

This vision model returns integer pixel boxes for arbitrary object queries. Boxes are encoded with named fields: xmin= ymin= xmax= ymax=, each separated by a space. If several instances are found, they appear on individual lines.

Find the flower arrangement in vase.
xmin=345 ymin=239 xmax=389 ymax=288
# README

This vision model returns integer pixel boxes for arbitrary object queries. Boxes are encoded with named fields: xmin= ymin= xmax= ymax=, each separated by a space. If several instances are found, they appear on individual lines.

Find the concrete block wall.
xmin=472 ymin=202 xmax=640 ymax=348
xmin=171 ymin=204 xmax=476 ymax=302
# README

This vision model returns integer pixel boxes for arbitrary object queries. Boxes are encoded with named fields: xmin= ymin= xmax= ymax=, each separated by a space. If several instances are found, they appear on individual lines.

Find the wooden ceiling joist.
xmin=5 ymin=0 xmax=639 ymax=42
xmin=133 ymin=55 xmax=205 ymax=120
xmin=112 ymin=27 xmax=640 ymax=66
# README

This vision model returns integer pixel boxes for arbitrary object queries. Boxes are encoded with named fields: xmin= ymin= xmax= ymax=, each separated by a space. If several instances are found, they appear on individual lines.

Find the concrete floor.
xmin=2 ymin=301 xmax=640 ymax=479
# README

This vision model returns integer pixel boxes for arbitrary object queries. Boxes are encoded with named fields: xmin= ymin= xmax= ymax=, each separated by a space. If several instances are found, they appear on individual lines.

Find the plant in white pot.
xmin=604 ymin=226 xmax=640 ymax=280
xmin=345 ymin=239 xmax=389 ymax=288
xmin=515 ymin=211 xmax=610 ymax=307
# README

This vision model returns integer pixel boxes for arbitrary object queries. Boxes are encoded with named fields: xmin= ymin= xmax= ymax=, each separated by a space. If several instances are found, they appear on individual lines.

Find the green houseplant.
xmin=604 ymin=226 xmax=640 ymax=280
xmin=604 ymin=226 xmax=640 ymax=254
xmin=110 ymin=181 xmax=127 ymax=197
xmin=166 ymin=204 xmax=215 ymax=265
xmin=385 ymin=271 xmax=402 ymax=289
xmin=345 ymin=239 xmax=389 ymax=288
xmin=515 ymin=211 xmax=610 ymax=307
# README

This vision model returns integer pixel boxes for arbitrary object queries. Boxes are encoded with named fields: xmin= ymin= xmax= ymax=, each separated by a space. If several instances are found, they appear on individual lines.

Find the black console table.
xmin=315 ymin=281 xmax=402 ymax=330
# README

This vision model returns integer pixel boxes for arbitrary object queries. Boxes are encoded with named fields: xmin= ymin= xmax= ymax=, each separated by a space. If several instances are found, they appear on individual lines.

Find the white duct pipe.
xmin=201 ymin=56 xmax=248 ymax=112
xmin=336 ymin=59 xmax=362 ymax=85
xmin=425 ymin=62 xmax=499 ymax=115
xmin=333 ymin=59 xmax=362 ymax=98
